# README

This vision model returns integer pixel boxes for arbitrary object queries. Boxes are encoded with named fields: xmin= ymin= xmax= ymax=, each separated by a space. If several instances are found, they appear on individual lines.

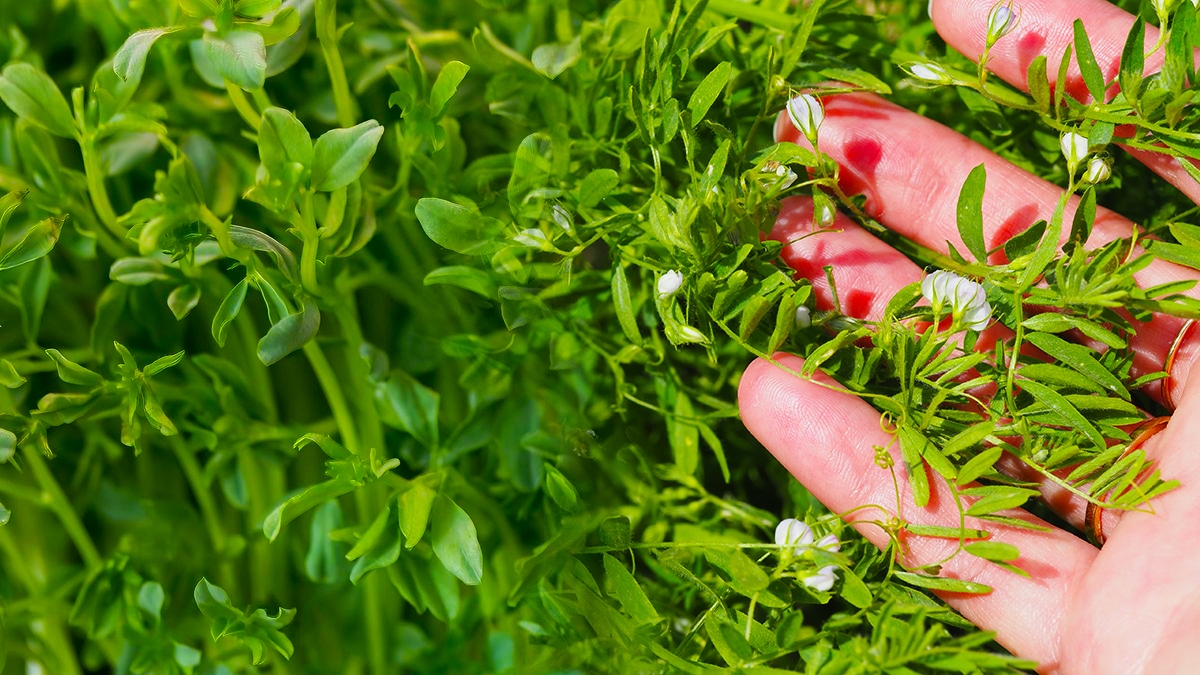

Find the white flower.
xmin=1084 ymin=157 xmax=1111 ymax=184
xmin=986 ymin=2 xmax=1018 ymax=46
xmin=786 ymin=94 xmax=824 ymax=142
xmin=775 ymin=518 xmax=814 ymax=555
xmin=794 ymin=305 xmax=812 ymax=329
xmin=816 ymin=533 xmax=841 ymax=553
xmin=1060 ymin=131 xmax=1090 ymax=170
xmin=921 ymin=270 xmax=992 ymax=332
xmin=908 ymin=63 xmax=949 ymax=83
xmin=802 ymin=565 xmax=839 ymax=592
xmin=759 ymin=161 xmax=798 ymax=190
xmin=657 ymin=269 xmax=684 ymax=299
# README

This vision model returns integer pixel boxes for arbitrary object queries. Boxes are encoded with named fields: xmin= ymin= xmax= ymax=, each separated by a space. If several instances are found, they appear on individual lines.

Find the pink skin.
xmin=743 ymin=1 xmax=1200 ymax=672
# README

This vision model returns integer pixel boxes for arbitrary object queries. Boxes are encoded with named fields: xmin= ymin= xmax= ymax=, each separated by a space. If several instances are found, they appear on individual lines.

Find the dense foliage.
xmin=2 ymin=0 xmax=1199 ymax=673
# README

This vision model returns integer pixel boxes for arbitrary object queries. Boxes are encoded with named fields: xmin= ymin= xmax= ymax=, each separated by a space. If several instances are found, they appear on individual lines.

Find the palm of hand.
xmin=739 ymin=1 xmax=1200 ymax=672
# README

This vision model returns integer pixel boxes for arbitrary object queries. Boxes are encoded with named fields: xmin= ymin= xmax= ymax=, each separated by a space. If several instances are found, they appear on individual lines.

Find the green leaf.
xmin=212 ymin=278 xmax=249 ymax=347
xmin=531 ymin=38 xmax=581 ymax=79
xmin=430 ymin=495 xmax=483 ymax=586
xmin=956 ymin=446 xmax=1004 ymax=486
xmin=1024 ymin=332 xmax=1128 ymax=399
xmin=194 ymin=578 xmax=295 ymax=664
xmin=258 ymin=107 xmax=312 ymax=176
xmin=311 ymin=120 xmax=384 ymax=191
xmin=544 ymin=463 xmax=579 ymax=512
xmin=374 ymin=371 xmax=439 ymax=448
xmin=304 ymin=501 xmax=344 ymax=584
xmin=669 ymin=389 xmax=699 ymax=476
xmin=348 ymin=502 xmax=403 ymax=584
xmin=0 ymin=216 xmax=63 ymax=271
xmin=399 ymin=482 xmax=436 ymax=548
xmin=964 ymin=540 xmax=1020 ymax=562
xmin=113 ymin=28 xmax=180 ymax=86
xmin=1147 ymin=240 xmax=1200 ymax=270
xmin=261 ymin=477 xmax=359 ymax=541
xmin=1073 ymin=20 xmax=1106 ymax=103
xmin=603 ymin=554 xmax=659 ymax=625
xmin=611 ymin=264 xmax=643 ymax=345
xmin=1027 ymin=55 xmax=1051 ymax=112
xmin=257 ymin=303 xmax=320 ymax=366
xmin=45 ymin=349 xmax=104 ymax=386
xmin=839 ymin=568 xmax=872 ymax=608
xmin=1120 ymin=19 xmax=1146 ymax=103
xmin=197 ymin=31 xmax=267 ymax=90
xmin=893 ymin=571 xmax=991 ymax=594
xmin=956 ymin=163 xmax=988 ymax=262
xmin=0 ymin=63 xmax=78 ymax=139
xmin=168 ymin=284 xmax=202 ymax=320
xmin=430 ymin=61 xmax=470 ymax=115
xmin=961 ymin=485 xmax=1038 ymax=517
xmin=1070 ymin=187 xmax=1096 ymax=247
xmin=579 ymin=168 xmax=619 ymax=208
xmin=415 ymin=198 xmax=506 ymax=256
xmin=424 ymin=265 xmax=497 ymax=298
xmin=687 ymin=61 xmax=731 ymax=127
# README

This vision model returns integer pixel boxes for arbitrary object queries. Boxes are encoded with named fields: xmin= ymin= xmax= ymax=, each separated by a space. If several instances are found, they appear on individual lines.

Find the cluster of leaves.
xmin=3 ymin=0 xmax=1199 ymax=673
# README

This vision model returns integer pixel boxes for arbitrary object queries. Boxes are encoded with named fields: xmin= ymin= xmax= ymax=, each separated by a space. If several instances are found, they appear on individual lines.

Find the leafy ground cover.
xmin=0 ymin=0 xmax=1198 ymax=673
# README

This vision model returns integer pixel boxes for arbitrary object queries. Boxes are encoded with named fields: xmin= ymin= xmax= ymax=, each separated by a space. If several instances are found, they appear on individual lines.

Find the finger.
xmin=772 ymin=196 xmax=923 ymax=320
xmin=929 ymin=0 xmax=1200 ymax=204
xmin=775 ymin=92 xmax=1200 ymax=403
xmin=739 ymin=353 xmax=1097 ymax=667
xmin=929 ymin=0 xmax=1161 ymax=104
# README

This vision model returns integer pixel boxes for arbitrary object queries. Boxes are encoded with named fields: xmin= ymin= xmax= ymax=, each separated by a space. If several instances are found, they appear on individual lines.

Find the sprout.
xmin=802 ymin=565 xmax=839 ymax=592
xmin=775 ymin=518 xmax=814 ymax=556
xmin=1060 ymin=131 xmax=1090 ymax=171
xmin=921 ymin=270 xmax=992 ymax=332
xmin=986 ymin=2 xmax=1018 ymax=46
xmin=814 ymin=199 xmax=836 ymax=228
xmin=1084 ymin=157 xmax=1111 ymax=184
xmin=657 ymin=269 xmax=684 ymax=299
xmin=786 ymin=94 xmax=825 ymax=143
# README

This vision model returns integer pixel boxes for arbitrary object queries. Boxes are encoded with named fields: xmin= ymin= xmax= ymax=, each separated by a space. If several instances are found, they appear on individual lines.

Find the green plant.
xmin=1 ymin=0 xmax=1197 ymax=673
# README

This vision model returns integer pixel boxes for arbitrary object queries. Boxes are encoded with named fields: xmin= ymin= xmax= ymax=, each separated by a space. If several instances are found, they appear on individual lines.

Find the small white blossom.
xmin=1084 ymin=157 xmax=1111 ymax=184
xmin=786 ymin=94 xmax=824 ymax=142
xmin=921 ymin=270 xmax=992 ymax=332
xmin=514 ymin=228 xmax=549 ymax=248
xmin=759 ymin=162 xmax=798 ymax=190
xmin=816 ymin=533 xmax=841 ymax=553
xmin=794 ymin=305 xmax=812 ymax=329
xmin=676 ymin=324 xmax=708 ymax=343
xmin=908 ymin=63 xmax=949 ymax=83
xmin=1060 ymin=131 xmax=1090 ymax=170
xmin=657 ymin=269 xmax=684 ymax=299
xmin=985 ymin=2 xmax=1018 ymax=46
xmin=775 ymin=518 xmax=814 ymax=555
xmin=802 ymin=565 xmax=839 ymax=592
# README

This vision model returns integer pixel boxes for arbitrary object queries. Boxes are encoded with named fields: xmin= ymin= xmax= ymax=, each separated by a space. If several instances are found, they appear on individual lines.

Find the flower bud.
xmin=1084 ymin=157 xmax=1111 ymax=184
xmin=514 ymin=228 xmax=549 ymax=248
xmin=657 ymin=269 xmax=684 ymax=299
xmin=786 ymin=94 xmax=824 ymax=143
xmin=921 ymin=270 xmax=992 ymax=332
xmin=802 ymin=565 xmax=839 ymax=592
xmin=794 ymin=305 xmax=812 ymax=329
xmin=1060 ymin=131 xmax=1089 ymax=171
xmin=907 ymin=62 xmax=949 ymax=84
xmin=775 ymin=518 xmax=814 ymax=555
xmin=986 ymin=2 xmax=1018 ymax=46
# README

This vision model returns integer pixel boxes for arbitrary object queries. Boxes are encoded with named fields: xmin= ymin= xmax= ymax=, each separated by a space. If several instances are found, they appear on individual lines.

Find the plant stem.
xmin=80 ymin=138 xmax=123 ymax=241
xmin=226 ymin=84 xmax=262 ymax=129
xmin=302 ymin=341 xmax=362 ymax=458
xmin=21 ymin=444 xmax=101 ymax=568
xmin=316 ymin=0 xmax=359 ymax=127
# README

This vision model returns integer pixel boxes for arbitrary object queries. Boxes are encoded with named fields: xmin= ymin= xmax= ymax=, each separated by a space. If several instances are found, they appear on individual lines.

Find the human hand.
xmin=739 ymin=1 xmax=1200 ymax=673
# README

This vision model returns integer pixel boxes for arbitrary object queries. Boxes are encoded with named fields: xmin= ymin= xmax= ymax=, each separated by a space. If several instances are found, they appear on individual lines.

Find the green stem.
xmin=80 ymin=138 xmax=122 ymax=241
xmin=302 ymin=341 xmax=362 ymax=457
xmin=316 ymin=0 xmax=358 ymax=127
xmin=226 ymin=84 xmax=262 ymax=129
xmin=22 ymin=444 xmax=101 ymax=568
